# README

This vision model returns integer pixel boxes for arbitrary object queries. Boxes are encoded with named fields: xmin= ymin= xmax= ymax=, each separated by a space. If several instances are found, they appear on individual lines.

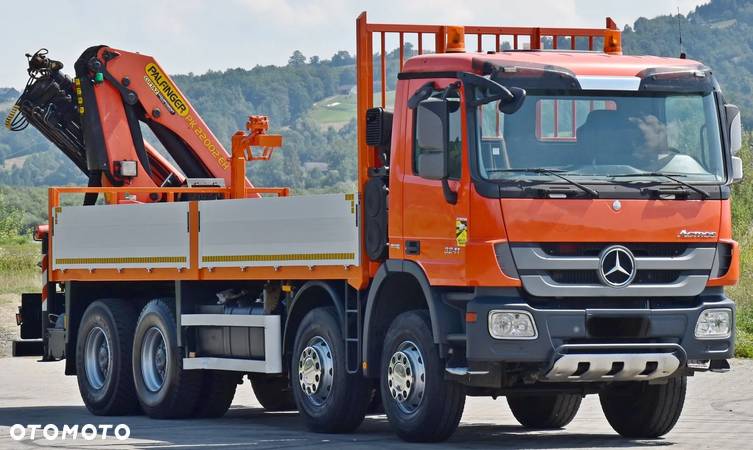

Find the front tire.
xmin=380 ymin=310 xmax=465 ymax=442
xmin=600 ymin=376 xmax=687 ymax=438
xmin=507 ymin=393 xmax=581 ymax=429
xmin=75 ymin=300 xmax=140 ymax=415
xmin=292 ymin=307 xmax=370 ymax=433
xmin=132 ymin=299 xmax=203 ymax=419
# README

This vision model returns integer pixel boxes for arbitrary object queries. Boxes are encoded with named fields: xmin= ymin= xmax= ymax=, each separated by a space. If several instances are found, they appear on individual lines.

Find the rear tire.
xmin=250 ymin=374 xmax=296 ymax=411
xmin=507 ymin=393 xmax=581 ymax=429
xmin=192 ymin=371 xmax=240 ymax=418
xmin=380 ymin=310 xmax=465 ymax=442
xmin=600 ymin=376 xmax=687 ymax=438
xmin=132 ymin=299 xmax=203 ymax=419
xmin=292 ymin=307 xmax=370 ymax=433
xmin=75 ymin=300 xmax=140 ymax=415
xmin=366 ymin=386 xmax=384 ymax=415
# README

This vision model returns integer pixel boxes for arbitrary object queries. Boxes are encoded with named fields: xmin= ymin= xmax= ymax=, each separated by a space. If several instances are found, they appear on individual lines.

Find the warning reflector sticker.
xmin=455 ymin=218 xmax=468 ymax=247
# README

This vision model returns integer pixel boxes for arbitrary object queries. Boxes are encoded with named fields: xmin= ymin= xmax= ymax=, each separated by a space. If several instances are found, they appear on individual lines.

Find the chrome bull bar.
xmin=543 ymin=343 xmax=686 ymax=382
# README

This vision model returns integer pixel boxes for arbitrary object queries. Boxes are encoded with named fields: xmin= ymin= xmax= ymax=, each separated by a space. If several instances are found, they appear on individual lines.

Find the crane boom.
xmin=7 ymin=47 xmax=255 ymax=203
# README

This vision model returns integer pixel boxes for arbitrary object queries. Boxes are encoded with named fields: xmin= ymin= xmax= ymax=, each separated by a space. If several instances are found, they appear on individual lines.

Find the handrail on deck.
xmin=48 ymin=186 xmax=290 ymax=209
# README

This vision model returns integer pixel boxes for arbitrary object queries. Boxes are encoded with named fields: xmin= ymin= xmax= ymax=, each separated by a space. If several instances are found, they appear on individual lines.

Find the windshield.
xmin=476 ymin=91 xmax=725 ymax=183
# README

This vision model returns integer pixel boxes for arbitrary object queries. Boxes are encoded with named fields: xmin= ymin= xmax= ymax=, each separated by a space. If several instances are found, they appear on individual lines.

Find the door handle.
xmin=405 ymin=240 xmax=420 ymax=255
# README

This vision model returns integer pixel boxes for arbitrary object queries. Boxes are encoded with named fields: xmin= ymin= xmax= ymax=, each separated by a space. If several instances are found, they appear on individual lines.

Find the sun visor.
xmin=637 ymin=66 xmax=718 ymax=93
xmin=473 ymin=58 xmax=581 ymax=91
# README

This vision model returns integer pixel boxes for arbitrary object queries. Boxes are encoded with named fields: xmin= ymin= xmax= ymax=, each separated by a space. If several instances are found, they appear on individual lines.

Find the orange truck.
xmin=8 ymin=12 xmax=742 ymax=442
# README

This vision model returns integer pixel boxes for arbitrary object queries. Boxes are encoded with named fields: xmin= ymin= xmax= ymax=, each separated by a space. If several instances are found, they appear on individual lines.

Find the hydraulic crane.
xmin=6 ymin=47 xmax=255 ymax=203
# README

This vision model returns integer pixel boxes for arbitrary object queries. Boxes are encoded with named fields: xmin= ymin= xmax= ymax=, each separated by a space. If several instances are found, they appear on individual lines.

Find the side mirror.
xmin=415 ymin=97 xmax=448 ymax=180
xmin=458 ymin=71 xmax=527 ymax=114
xmin=725 ymin=104 xmax=742 ymax=155
xmin=732 ymin=156 xmax=744 ymax=183
xmin=499 ymin=87 xmax=527 ymax=115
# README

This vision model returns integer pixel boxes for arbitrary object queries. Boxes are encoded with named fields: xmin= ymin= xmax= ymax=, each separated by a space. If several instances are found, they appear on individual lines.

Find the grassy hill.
xmin=307 ymin=90 xmax=396 ymax=129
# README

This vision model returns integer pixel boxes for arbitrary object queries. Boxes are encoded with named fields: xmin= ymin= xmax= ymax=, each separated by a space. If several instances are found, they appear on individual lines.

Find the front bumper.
xmin=465 ymin=289 xmax=735 ymax=366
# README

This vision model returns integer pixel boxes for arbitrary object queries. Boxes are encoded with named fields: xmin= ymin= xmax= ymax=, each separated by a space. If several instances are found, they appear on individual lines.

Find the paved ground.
xmin=0 ymin=357 xmax=750 ymax=449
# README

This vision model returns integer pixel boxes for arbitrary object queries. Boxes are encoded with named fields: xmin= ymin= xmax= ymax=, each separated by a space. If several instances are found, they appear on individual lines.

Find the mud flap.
xmin=12 ymin=340 xmax=43 ymax=357
xmin=13 ymin=293 xmax=44 ymax=357
xmin=19 ymin=293 xmax=42 ymax=340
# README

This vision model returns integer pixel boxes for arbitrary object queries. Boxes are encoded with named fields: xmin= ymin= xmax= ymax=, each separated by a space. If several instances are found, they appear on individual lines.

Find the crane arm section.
xmin=8 ymin=47 xmax=254 ymax=201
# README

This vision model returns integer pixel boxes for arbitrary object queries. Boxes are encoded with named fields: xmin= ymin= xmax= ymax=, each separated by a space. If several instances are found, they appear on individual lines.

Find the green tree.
xmin=0 ymin=192 xmax=24 ymax=243
xmin=288 ymin=50 xmax=307 ymax=67
xmin=331 ymin=50 xmax=354 ymax=67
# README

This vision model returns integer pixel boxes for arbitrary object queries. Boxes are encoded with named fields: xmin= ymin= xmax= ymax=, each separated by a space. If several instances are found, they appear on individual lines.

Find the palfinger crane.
xmin=6 ymin=47 xmax=256 ymax=203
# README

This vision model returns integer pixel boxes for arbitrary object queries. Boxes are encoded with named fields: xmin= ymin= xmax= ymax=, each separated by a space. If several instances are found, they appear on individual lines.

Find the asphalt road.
xmin=0 ymin=356 xmax=751 ymax=449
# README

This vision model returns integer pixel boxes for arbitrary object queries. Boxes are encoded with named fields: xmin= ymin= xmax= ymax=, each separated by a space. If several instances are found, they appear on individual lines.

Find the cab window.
xmin=413 ymin=89 xmax=462 ymax=179
xmin=536 ymin=99 xmax=616 ymax=141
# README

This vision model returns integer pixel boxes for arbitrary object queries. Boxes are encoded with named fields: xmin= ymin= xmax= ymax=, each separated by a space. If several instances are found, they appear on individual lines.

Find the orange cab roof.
xmin=402 ymin=51 xmax=705 ymax=78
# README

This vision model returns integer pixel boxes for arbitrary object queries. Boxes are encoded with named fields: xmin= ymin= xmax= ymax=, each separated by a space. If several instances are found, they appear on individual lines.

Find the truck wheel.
xmin=75 ymin=300 xmax=140 ymax=415
xmin=600 ymin=376 xmax=687 ymax=438
xmin=132 ymin=299 xmax=203 ymax=419
xmin=380 ymin=310 xmax=465 ymax=442
xmin=507 ymin=393 xmax=581 ymax=429
xmin=250 ymin=374 xmax=297 ymax=411
xmin=192 ymin=371 xmax=240 ymax=418
xmin=292 ymin=307 xmax=369 ymax=432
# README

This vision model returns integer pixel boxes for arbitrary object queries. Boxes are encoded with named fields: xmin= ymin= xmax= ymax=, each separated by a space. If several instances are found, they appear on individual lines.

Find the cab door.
xmin=401 ymin=79 xmax=470 ymax=285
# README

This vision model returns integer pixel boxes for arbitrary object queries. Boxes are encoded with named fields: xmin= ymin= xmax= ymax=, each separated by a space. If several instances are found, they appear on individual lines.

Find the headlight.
xmin=488 ymin=310 xmax=537 ymax=340
xmin=695 ymin=308 xmax=732 ymax=339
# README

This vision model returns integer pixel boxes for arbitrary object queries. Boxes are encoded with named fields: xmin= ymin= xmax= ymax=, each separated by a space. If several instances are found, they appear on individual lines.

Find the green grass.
xmin=0 ymin=242 xmax=39 ymax=295
xmin=728 ymin=136 xmax=753 ymax=357
xmin=728 ymin=236 xmax=753 ymax=358
xmin=736 ymin=316 xmax=753 ymax=358
xmin=307 ymin=91 xmax=396 ymax=128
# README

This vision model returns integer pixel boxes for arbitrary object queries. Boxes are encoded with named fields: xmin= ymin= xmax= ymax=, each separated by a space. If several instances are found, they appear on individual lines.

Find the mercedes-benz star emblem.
xmin=612 ymin=200 xmax=622 ymax=211
xmin=598 ymin=245 xmax=636 ymax=288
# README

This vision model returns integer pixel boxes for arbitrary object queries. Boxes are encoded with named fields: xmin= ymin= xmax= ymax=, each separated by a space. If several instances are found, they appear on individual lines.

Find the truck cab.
xmin=389 ymin=49 xmax=740 ymax=350
xmin=358 ymin=16 xmax=741 ymax=439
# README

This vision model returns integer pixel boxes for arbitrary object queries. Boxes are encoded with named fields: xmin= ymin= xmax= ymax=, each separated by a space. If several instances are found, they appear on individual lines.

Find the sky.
xmin=1 ymin=0 xmax=709 ymax=89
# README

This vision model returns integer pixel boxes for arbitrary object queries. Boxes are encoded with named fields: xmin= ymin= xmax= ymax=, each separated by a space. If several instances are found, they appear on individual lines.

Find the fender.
xmin=362 ymin=259 xmax=462 ymax=377
xmin=283 ymin=280 xmax=345 ymax=361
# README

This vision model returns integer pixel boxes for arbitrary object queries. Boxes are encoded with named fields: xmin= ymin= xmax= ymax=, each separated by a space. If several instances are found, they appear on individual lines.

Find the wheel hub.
xmin=141 ymin=326 xmax=168 ymax=392
xmin=298 ymin=336 xmax=334 ymax=405
xmin=300 ymin=348 xmax=321 ymax=391
xmin=155 ymin=342 xmax=166 ymax=377
xmin=387 ymin=341 xmax=426 ymax=414
xmin=84 ymin=326 xmax=110 ymax=390
xmin=389 ymin=352 xmax=413 ymax=401
xmin=97 ymin=342 xmax=109 ymax=373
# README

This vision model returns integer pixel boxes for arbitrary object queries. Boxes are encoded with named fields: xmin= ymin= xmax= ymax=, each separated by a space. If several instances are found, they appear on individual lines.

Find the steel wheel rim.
xmin=387 ymin=340 xmax=426 ymax=414
xmin=141 ymin=326 xmax=168 ymax=392
xmin=298 ymin=336 xmax=334 ymax=406
xmin=84 ymin=326 xmax=111 ymax=390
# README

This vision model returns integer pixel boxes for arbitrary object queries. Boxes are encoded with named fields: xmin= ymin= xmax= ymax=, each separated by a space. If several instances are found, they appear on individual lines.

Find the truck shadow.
xmin=0 ymin=405 xmax=674 ymax=449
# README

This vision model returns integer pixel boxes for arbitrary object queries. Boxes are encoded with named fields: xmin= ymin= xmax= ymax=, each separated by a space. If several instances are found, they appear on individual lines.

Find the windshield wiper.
xmin=487 ymin=168 xmax=599 ymax=198
xmin=608 ymin=172 xmax=709 ymax=199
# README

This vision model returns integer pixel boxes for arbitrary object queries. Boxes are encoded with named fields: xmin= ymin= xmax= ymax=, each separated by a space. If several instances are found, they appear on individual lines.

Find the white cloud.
xmin=0 ymin=0 xmax=710 ymax=88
